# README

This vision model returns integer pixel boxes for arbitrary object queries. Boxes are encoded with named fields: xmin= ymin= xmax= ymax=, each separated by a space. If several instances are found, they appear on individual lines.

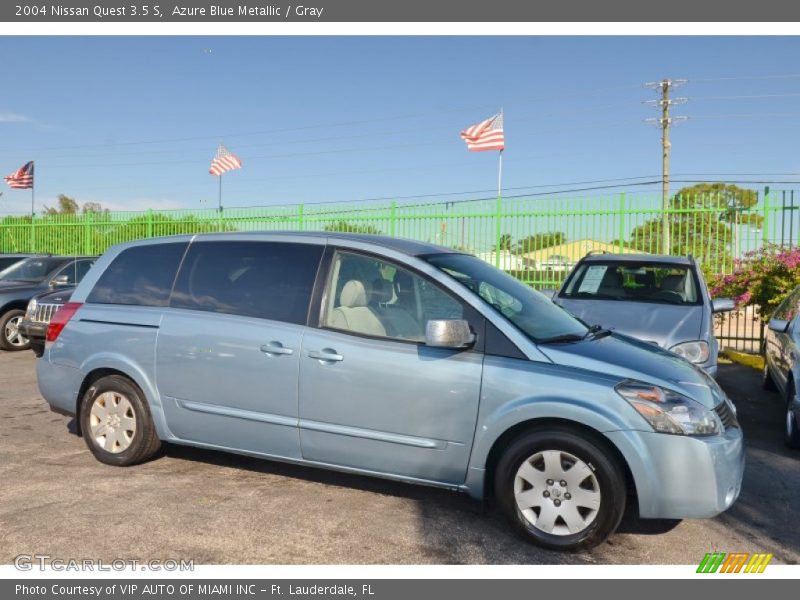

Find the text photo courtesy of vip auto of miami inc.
xmin=0 ymin=34 xmax=798 ymax=581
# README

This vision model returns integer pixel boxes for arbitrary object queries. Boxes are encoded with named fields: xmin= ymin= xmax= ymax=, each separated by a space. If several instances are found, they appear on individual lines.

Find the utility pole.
xmin=645 ymin=79 xmax=687 ymax=255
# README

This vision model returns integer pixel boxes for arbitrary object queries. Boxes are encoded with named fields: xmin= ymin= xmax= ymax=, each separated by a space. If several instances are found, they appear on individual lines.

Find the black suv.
xmin=0 ymin=256 xmax=96 ymax=351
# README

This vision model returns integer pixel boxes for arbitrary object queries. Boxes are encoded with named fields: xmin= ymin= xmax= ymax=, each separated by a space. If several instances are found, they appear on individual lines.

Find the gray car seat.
xmin=329 ymin=280 xmax=386 ymax=337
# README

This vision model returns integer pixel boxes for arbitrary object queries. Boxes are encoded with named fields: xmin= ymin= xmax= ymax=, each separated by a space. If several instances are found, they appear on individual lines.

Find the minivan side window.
xmin=87 ymin=243 xmax=187 ymax=307
xmin=170 ymin=241 xmax=323 ymax=325
xmin=323 ymin=251 xmax=464 ymax=342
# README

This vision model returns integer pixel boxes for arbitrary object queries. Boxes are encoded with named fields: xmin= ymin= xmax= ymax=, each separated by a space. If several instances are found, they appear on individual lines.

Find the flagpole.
xmin=30 ymin=161 xmax=35 ymax=252
xmin=217 ymin=173 xmax=223 ymax=232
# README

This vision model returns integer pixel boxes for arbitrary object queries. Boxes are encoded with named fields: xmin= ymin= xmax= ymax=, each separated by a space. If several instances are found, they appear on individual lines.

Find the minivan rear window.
xmin=170 ymin=241 xmax=323 ymax=325
xmin=87 ymin=243 xmax=188 ymax=307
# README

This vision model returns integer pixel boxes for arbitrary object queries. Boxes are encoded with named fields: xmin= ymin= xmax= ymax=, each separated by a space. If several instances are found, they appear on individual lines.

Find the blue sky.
xmin=0 ymin=36 xmax=799 ymax=215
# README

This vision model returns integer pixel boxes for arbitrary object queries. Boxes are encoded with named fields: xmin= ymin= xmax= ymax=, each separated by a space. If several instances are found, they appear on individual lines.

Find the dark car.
xmin=0 ymin=256 xmax=96 ymax=351
xmin=19 ymin=286 xmax=75 ymax=357
xmin=0 ymin=253 xmax=41 ymax=272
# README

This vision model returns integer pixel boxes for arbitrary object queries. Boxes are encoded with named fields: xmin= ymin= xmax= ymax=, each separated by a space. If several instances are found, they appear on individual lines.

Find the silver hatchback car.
xmin=38 ymin=233 xmax=744 ymax=550
xmin=552 ymin=254 xmax=734 ymax=377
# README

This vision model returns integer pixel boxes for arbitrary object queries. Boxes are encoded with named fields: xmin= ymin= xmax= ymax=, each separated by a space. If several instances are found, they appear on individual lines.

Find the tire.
xmin=494 ymin=428 xmax=626 ymax=551
xmin=785 ymin=381 xmax=800 ymax=450
xmin=762 ymin=360 xmax=778 ymax=392
xmin=0 ymin=309 xmax=30 ymax=351
xmin=79 ymin=375 xmax=162 ymax=466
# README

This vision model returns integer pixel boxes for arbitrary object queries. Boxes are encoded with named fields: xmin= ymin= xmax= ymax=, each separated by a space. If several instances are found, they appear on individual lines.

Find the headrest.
xmin=340 ymin=280 xmax=368 ymax=308
xmin=371 ymin=278 xmax=393 ymax=304
xmin=394 ymin=271 xmax=414 ymax=295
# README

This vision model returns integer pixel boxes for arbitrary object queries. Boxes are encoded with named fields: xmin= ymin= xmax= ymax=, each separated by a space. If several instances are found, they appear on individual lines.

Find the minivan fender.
xmin=77 ymin=352 xmax=173 ymax=440
xmin=465 ymin=394 xmax=642 ymax=500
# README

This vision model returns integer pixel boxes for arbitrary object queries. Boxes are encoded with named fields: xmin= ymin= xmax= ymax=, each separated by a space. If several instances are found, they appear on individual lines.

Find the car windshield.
xmin=561 ymin=261 xmax=700 ymax=305
xmin=0 ymin=257 xmax=62 ymax=283
xmin=424 ymin=253 xmax=588 ymax=342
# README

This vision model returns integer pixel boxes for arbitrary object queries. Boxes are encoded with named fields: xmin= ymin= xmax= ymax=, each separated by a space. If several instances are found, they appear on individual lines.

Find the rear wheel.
xmin=786 ymin=382 xmax=800 ymax=450
xmin=494 ymin=428 xmax=626 ymax=551
xmin=762 ymin=360 xmax=778 ymax=392
xmin=0 ymin=309 xmax=30 ymax=351
xmin=79 ymin=375 xmax=162 ymax=466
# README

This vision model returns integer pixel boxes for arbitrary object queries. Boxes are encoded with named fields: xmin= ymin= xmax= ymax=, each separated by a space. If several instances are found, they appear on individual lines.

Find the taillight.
xmin=46 ymin=302 xmax=83 ymax=343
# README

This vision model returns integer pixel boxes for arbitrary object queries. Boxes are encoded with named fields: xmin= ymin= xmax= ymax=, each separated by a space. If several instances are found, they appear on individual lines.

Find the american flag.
xmin=460 ymin=113 xmax=504 ymax=152
xmin=4 ymin=161 xmax=34 ymax=189
xmin=209 ymin=144 xmax=242 ymax=176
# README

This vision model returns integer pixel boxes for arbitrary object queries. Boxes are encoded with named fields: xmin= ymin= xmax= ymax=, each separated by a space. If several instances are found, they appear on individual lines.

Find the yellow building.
xmin=523 ymin=239 xmax=643 ymax=272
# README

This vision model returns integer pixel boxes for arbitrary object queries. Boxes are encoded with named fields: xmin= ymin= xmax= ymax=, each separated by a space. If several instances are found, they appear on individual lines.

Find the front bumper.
xmin=18 ymin=320 xmax=46 ymax=356
xmin=606 ymin=424 xmax=745 ymax=519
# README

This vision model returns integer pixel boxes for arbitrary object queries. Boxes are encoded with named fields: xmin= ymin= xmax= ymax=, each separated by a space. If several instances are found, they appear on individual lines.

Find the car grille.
xmin=714 ymin=399 xmax=739 ymax=430
xmin=31 ymin=302 xmax=62 ymax=324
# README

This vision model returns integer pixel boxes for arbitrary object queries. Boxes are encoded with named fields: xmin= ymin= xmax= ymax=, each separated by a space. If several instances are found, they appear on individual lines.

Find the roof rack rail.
xmin=585 ymin=250 xmax=609 ymax=256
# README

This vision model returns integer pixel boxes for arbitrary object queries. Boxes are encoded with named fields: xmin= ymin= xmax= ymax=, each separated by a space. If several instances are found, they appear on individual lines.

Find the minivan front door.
xmin=297 ymin=250 xmax=483 ymax=485
xmin=156 ymin=240 xmax=324 ymax=459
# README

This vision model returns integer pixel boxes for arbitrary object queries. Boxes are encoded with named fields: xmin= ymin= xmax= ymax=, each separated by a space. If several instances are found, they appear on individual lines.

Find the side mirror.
xmin=712 ymin=298 xmax=735 ymax=313
xmin=49 ymin=274 xmax=70 ymax=288
xmin=425 ymin=319 xmax=476 ymax=349
xmin=769 ymin=318 xmax=790 ymax=333
xmin=540 ymin=288 xmax=557 ymax=301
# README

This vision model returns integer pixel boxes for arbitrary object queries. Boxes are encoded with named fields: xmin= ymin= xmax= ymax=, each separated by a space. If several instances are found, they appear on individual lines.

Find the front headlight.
xmin=669 ymin=340 xmax=710 ymax=364
xmin=616 ymin=381 xmax=723 ymax=436
xmin=25 ymin=298 xmax=37 ymax=320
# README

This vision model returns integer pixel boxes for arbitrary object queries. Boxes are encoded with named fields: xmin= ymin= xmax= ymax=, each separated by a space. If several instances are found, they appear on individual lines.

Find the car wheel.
xmin=762 ymin=360 xmax=778 ymax=392
xmin=79 ymin=375 xmax=162 ymax=466
xmin=0 ymin=309 xmax=30 ymax=351
xmin=785 ymin=382 xmax=800 ymax=450
xmin=494 ymin=428 xmax=626 ymax=551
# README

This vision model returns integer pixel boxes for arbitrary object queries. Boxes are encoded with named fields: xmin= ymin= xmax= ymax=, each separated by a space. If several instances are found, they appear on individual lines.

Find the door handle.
xmin=260 ymin=342 xmax=294 ymax=356
xmin=307 ymin=349 xmax=344 ymax=362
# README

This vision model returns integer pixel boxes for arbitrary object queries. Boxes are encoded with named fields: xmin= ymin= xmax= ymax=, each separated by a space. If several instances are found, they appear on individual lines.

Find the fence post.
xmin=84 ymin=211 xmax=93 ymax=255
xmin=389 ymin=201 xmax=397 ymax=237
xmin=146 ymin=209 xmax=154 ymax=238
xmin=297 ymin=204 xmax=304 ymax=231
xmin=495 ymin=196 xmax=502 ymax=268
xmin=30 ymin=216 xmax=35 ymax=253
xmin=618 ymin=192 xmax=625 ymax=253
xmin=762 ymin=186 xmax=770 ymax=245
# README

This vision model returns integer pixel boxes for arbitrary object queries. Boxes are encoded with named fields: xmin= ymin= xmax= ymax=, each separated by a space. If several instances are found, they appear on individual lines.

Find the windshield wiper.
xmin=583 ymin=324 xmax=613 ymax=340
xmin=537 ymin=333 xmax=586 ymax=344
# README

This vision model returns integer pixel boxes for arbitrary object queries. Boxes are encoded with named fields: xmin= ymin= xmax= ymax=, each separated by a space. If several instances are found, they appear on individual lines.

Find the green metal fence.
xmin=1 ymin=187 xmax=793 ymax=282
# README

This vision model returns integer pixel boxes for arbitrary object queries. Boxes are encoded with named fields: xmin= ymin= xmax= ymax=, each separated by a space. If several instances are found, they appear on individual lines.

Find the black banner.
xmin=4 ymin=580 xmax=798 ymax=600
xmin=3 ymin=0 xmax=800 ymax=22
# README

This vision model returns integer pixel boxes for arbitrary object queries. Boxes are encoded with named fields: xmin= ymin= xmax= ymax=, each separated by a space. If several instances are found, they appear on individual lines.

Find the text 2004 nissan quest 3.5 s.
xmin=37 ymin=232 xmax=744 ymax=550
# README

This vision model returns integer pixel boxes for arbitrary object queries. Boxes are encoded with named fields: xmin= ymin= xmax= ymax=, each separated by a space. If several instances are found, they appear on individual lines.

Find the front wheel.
xmin=0 ymin=309 xmax=30 ymax=351
xmin=494 ymin=428 xmax=626 ymax=551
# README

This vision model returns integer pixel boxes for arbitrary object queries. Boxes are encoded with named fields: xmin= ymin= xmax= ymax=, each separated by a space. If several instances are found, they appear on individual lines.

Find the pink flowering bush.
xmin=709 ymin=244 xmax=800 ymax=314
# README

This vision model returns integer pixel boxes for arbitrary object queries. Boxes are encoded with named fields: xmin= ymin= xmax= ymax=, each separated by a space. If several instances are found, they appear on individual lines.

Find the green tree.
xmin=44 ymin=194 xmax=80 ymax=215
xmin=513 ymin=231 xmax=566 ymax=254
xmin=498 ymin=233 xmax=513 ymax=251
xmin=625 ymin=183 xmax=761 ymax=270
xmin=324 ymin=220 xmax=381 ymax=235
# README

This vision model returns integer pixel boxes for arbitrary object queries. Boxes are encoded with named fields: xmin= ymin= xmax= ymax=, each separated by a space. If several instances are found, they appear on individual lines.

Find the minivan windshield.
xmin=561 ymin=261 xmax=700 ymax=305
xmin=425 ymin=253 xmax=588 ymax=342
xmin=0 ymin=257 xmax=62 ymax=283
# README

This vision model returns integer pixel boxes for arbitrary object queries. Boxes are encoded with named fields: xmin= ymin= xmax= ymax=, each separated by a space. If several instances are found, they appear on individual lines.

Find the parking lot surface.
xmin=0 ymin=352 xmax=798 ymax=564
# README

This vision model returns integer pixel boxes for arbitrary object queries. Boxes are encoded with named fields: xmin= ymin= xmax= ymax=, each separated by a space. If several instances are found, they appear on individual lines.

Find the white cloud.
xmin=0 ymin=112 xmax=32 ymax=124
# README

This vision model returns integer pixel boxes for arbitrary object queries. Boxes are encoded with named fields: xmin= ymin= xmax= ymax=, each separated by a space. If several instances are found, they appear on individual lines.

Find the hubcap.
xmin=514 ymin=450 xmax=601 ymax=536
xmin=89 ymin=392 xmax=136 ymax=454
xmin=4 ymin=316 xmax=28 ymax=347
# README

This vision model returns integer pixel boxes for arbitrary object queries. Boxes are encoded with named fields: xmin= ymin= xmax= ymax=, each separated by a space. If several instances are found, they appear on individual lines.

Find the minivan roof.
xmin=125 ymin=231 xmax=462 ymax=258
xmin=582 ymin=253 xmax=693 ymax=266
